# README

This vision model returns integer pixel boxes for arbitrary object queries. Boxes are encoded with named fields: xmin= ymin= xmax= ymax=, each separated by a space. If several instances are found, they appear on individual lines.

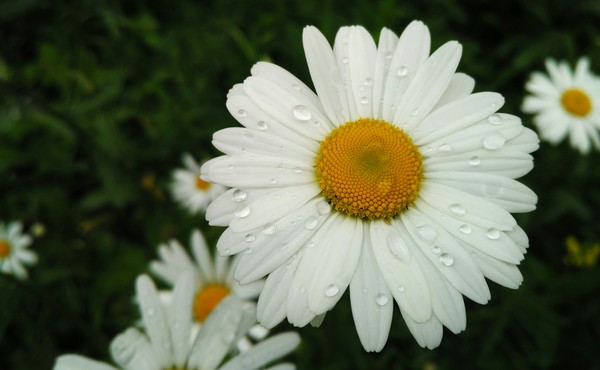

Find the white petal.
xmin=373 ymin=27 xmax=399 ymax=119
xmin=54 ymin=354 xmax=119 ymax=370
xmin=394 ymin=41 xmax=463 ymax=131
xmin=169 ymin=272 xmax=196 ymax=367
xmin=402 ymin=209 xmax=491 ymax=304
xmin=190 ymin=229 xmax=215 ymax=282
xmin=349 ymin=225 xmax=393 ymax=352
xmin=218 ymin=332 xmax=300 ymax=370
xmin=206 ymin=188 xmax=275 ymax=227
xmin=304 ymin=215 xmax=363 ymax=314
xmin=265 ymin=364 xmax=295 ymax=370
xmin=401 ymin=311 xmax=443 ymax=349
xmin=15 ymin=249 xmax=38 ymax=265
xmin=525 ymin=72 xmax=559 ymax=98
xmin=135 ymin=275 xmax=172 ymax=368
xmin=110 ymin=328 xmax=159 ymax=370
xmin=303 ymin=26 xmax=350 ymax=125
xmin=381 ymin=20 xmax=431 ymax=122
xmin=232 ymin=279 xmax=264 ymax=300
xmin=370 ymin=221 xmax=432 ymax=323
xmin=433 ymin=72 xmax=475 ymax=109
xmin=462 ymin=242 xmax=523 ymax=289
xmin=229 ymin=183 xmax=321 ymax=233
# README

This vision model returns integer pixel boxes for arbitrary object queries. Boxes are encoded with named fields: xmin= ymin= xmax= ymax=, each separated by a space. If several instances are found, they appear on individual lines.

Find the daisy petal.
xmin=54 ymin=354 xmax=119 ymax=370
xmin=373 ymin=27 xmax=399 ymax=119
xmin=349 ymin=225 xmax=393 ymax=352
xmin=190 ymin=229 xmax=215 ymax=281
xmin=433 ymin=72 xmax=476 ymax=109
xmin=401 ymin=311 xmax=443 ymax=349
xmin=462 ymin=242 xmax=524 ymax=289
xmin=110 ymin=328 xmax=159 ymax=370
xmin=218 ymin=332 xmax=300 ymax=370
xmin=206 ymin=188 xmax=275 ymax=227
xmin=169 ymin=272 xmax=196 ymax=367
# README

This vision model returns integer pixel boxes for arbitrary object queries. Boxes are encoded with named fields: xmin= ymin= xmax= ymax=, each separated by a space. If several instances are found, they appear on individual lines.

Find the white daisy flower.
xmin=54 ymin=274 xmax=300 ymax=370
xmin=522 ymin=57 xmax=600 ymax=154
xmin=149 ymin=228 xmax=265 ymax=341
xmin=201 ymin=21 xmax=539 ymax=352
xmin=0 ymin=221 xmax=38 ymax=280
xmin=171 ymin=153 xmax=228 ymax=214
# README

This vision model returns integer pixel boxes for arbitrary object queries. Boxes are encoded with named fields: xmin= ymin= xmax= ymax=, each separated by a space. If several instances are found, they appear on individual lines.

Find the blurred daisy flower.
xmin=54 ymin=274 xmax=300 ymax=370
xmin=0 ymin=221 xmax=38 ymax=280
xmin=150 ymin=228 xmax=265 ymax=342
xmin=171 ymin=153 xmax=228 ymax=214
xmin=201 ymin=21 xmax=538 ymax=351
xmin=522 ymin=57 xmax=600 ymax=154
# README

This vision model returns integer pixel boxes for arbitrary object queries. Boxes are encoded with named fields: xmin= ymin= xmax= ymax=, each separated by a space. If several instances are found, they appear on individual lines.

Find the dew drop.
xmin=439 ymin=253 xmax=454 ymax=267
xmin=256 ymin=121 xmax=268 ymax=130
xmin=364 ymin=77 xmax=373 ymax=86
xmin=449 ymin=203 xmax=466 ymax=216
xmin=325 ymin=284 xmax=339 ymax=297
xmin=270 ymin=178 xmax=277 ymax=184
xmin=234 ymin=205 xmax=250 ymax=218
xmin=316 ymin=201 xmax=331 ymax=215
xmin=292 ymin=105 xmax=312 ymax=121
xmin=262 ymin=223 xmax=275 ymax=235
xmin=232 ymin=189 xmax=247 ymax=202
xmin=245 ymin=234 xmax=256 ymax=243
xmin=341 ymin=57 xmax=349 ymax=64
xmin=376 ymin=294 xmax=389 ymax=306
xmin=397 ymin=286 xmax=405 ymax=293
xmin=482 ymin=133 xmax=506 ymax=150
xmin=487 ymin=114 xmax=502 ymax=125
xmin=293 ymin=167 xmax=303 ymax=173
xmin=237 ymin=109 xmax=247 ymax=117
xmin=223 ymin=248 xmax=230 ymax=256
xmin=411 ymin=108 xmax=420 ymax=117
xmin=438 ymin=143 xmax=453 ymax=152
xmin=431 ymin=245 xmax=442 ymax=254
xmin=385 ymin=51 xmax=393 ymax=60
xmin=469 ymin=156 xmax=481 ymax=166
xmin=417 ymin=226 xmax=438 ymax=242
xmin=307 ymin=241 xmax=316 ymax=249
xmin=486 ymin=227 xmax=501 ymax=240
xmin=292 ymin=84 xmax=302 ymax=91
xmin=244 ymin=247 xmax=253 ymax=254
xmin=360 ymin=96 xmax=369 ymax=105
xmin=305 ymin=216 xmax=318 ymax=230
xmin=459 ymin=224 xmax=472 ymax=235
xmin=397 ymin=65 xmax=408 ymax=77
xmin=387 ymin=232 xmax=410 ymax=262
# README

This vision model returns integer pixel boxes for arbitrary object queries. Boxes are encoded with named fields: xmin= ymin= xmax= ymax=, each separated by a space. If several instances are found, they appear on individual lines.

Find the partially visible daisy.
xmin=201 ymin=22 xmax=538 ymax=351
xmin=150 ymin=229 xmax=265 ymax=327
xmin=54 ymin=274 xmax=300 ymax=370
xmin=522 ymin=57 xmax=600 ymax=154
xmin=0 ymin=221 xmax=37 ymax=280
xmin=171 ymin=153 xmax=228 ymax=214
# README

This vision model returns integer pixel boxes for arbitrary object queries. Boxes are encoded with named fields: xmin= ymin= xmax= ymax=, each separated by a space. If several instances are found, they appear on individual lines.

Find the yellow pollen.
xmin=192 ymin=284 xmax=230 ymax=322
xmin=561 ymin=88 xmax=592 ymax=117
xmin=195 ymin=177 xmax=212 ymax=190
xmin=315 ymin=118 xmax=424 ymax=221
xmin=0 ymin=240 xmax=10 ymax=258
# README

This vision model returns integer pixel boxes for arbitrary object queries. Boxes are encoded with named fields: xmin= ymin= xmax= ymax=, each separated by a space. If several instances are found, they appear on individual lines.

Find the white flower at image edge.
xmin=171 ymin=153 xmax=228 ymax=214
xmin=54 ymin=274 xmax=300 ymax=370
xmin=522 ymin=57 xmax=600 ymax=154
xmin=0 ymin=221 xmax=38 ymax=280
xmin=201 ymin=21 xmax=539 ymax=351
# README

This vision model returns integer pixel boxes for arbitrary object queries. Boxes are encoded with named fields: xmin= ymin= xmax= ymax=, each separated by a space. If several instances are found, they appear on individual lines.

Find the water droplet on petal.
xmin=223 ymin=248 xmax=230 ymax=256
xmin=411 ymin=108 xmax=420 ymax=117
xmin=439 ymin=253 xmax=454 ymax=266
xmin=256 ymin=121 xmax=268 ymax=130
xmin=292 ymin=105 xmax=312 ymax=121
xmin=482 ymin=133 xmax=506 ymax=150
xmin=469 ymin=156 xmax=481 ymax=166
xmin=262 ymin=223 xmax=275 ymax=235
xmin=341 ymin=57 xmax=349 ymax=64
xmin=232 ymin=189 xmax=247 ymax=202
xmin=385 ymin=51 xmax=393 ymax=60
xmin=325 ymin=284 xmax=339 ymax=297
xmin=360 ymin=96 xmax=369 ymax=105
xmin=376 ymin=294 xmax=389 ymax=306
xmin=307 ymin=241 xmax=316 ymax=249
xmin=438 ymin=143 xmax=453 ymax=152
xmin=431 ymin=245 xmax=442 ymax=254
xmin=486 ymin=227 xmax=501 ymax=240
xmin=234 ymin=205 xmax=250 ymax=218
xmin=397 ymin=65 xmax=408 ymax=77
xmin=417 ymin=226 xmax=438 ymax=242
xmin=387 ymin=232 xmax=410 ymax=263
xmin=459 ymin=224 xmax=472 ymax=235
xmin=237 ymin=109 xmax=247 ymax=117
xmin=316 ymin=201 xmax=331 ymax=215
xmin=488 ymin=114 xmax=502 ymax=125
xmin=244 ymin=247 xmax=253 ymax=254
xmin=364 ymin=77 xmax=373 ymax=86
xmin=397 ymin=286 xmax=405 ymax=293
xmin=293 ymin=167 xmax=303 ymax=173
xmin=245 ymin=234 xmax=256 ymax=243
xmin=305 ymin=216 xmax=318 ymax=230
xmin=449 ymin=203 xmax=466 ymax=216
xmin=270 ymin=178 xmax=277 ymax=184
xmin=292 ymin=84 xmax=302 ymax=91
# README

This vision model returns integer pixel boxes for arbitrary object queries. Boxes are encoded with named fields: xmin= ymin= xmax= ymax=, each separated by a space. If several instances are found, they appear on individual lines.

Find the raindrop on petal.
xmin=237 ymin=109 xmax=247 ymax=117
xmin=316 ymin=201 xmax=331 ymax=215
xmin=469 ymin=156 xmax=481 ymax=166
xmin=397 ymin=65 xmax=408 ymax=77
xmin=232 ymin=189 xmax=247 ymax=202
xmin=305 ymin=216 xmax=318 ymax=230
xmin=487 ymin=114 xmax=503 ymax=125
xmin=256 ymin=121 xmax=268 ymax=130
xmin=376 ymin=294 xmax=389 ymax=306
xmin=449 ymin=203 xmax=466 ymax=216
xmin=459 ymin=224 xmax=472 ymax=235
xmin=387 ymin=232 xmax=410 ymax=262
xmin=245 ymin=234 xmax=256 ymax=243
xmin=439 ymin=253 xmax=454 ymax=266
xmin=417 ymin=226 xmax=438 ymax=242
xmin=360 ymin=96 xmax=369 ymax=105
xmin=431 ymin=245 xmax=442 ymax=254
xmin=482 ymin=133 xmax=506 ymax=150
xmin=262 ymin=223 xmax=275 ymax=235
xmin=234 ymin=205 xmax=250 ymax=218
xmin=438 ymin=143 xmax=453 ymax=152
xmin=325 ymin=284 xmax=339 ymax=297
xmin=292 ymin=105 xmax=312 ymax=121
xmin=486 ymin=227 xmax=501 ymax=240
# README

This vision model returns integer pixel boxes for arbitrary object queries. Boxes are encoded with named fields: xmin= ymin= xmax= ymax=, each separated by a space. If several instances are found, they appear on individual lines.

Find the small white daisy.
xmin=171 ymin=153 xmax=228 ymax=214
xmin=54 ymin=274 xmax=300 ymax=370
xmin=150 ymin=229 xmax=265 ymax=326
xmin=522 ymin=57 xmax=600 ymax=154
xmin=201 ymin=22 xmax=539 ymax=351
xmin=0 ymin=221 xmax=37 ymax=280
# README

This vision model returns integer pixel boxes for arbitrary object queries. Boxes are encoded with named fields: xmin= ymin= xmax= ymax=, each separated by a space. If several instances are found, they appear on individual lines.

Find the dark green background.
xmin=1 ymin=0 xmax=600 ymax=369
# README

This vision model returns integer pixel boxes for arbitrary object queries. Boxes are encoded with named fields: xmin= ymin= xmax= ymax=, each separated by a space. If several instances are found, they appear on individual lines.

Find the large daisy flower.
xmin=54 ymin=274 xmax=300 ymax=370
xmin=201 ymin=21 xmax=539 ymax=351
xmin=150 ymin=229 xmax=265 ymax=336
xmin=0 ymin=221 xmax=38 ymax=280
xmin=171 ymin=153 xmax=228 ymax=214
xmin=522 ymin=57 xmax=600 ymax=154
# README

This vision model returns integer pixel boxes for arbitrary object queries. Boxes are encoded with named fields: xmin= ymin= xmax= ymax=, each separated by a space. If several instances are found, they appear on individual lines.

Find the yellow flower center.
xmin=315 ymin=118 xmax=424 ymax=221
xmin=0 ymin=240 xmax=11 ymax=258
xmin=193 ymin=283 xmax=231 ymax=322
xmin=561 ymin=88 xmax=592 ymax=117
xmin=195 ymin=177 xmax=212 ymax=190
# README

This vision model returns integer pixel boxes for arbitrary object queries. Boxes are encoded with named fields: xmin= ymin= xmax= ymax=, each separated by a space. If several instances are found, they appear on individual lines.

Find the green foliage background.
xmin=1 ymin=0 xmax=600 ymax=369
